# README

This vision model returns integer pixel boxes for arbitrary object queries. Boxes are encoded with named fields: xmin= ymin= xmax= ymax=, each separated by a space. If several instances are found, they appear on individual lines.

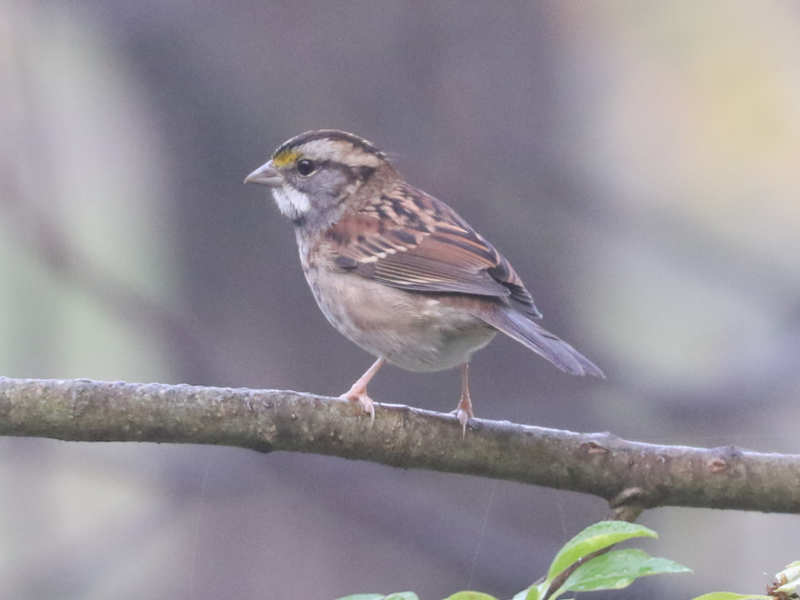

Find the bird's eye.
xmin=296 ymin=158 xmax=316 ymax=176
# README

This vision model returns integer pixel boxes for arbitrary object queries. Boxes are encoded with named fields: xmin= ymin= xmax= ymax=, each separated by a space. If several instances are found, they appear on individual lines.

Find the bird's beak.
xmin=244 ymin=160 xmax=283 ymax=187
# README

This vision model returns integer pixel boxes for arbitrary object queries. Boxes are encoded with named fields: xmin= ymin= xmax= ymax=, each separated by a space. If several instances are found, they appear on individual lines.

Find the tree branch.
xmin=1 ymin=376 xmax=798 ymax=514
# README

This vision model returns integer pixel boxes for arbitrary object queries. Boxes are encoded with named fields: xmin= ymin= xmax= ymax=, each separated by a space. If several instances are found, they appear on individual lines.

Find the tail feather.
xmin=476 ymin=307 xmax=605 ymax=378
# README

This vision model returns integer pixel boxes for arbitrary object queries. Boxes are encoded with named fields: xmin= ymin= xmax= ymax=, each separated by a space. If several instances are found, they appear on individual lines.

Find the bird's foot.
xmin=339 ymin=389 xmax=376 ymax=424
xmin=452 ymin=363 xmax=474 ymax=438
xmin=450 ymin=407 xmax=472 ymax=439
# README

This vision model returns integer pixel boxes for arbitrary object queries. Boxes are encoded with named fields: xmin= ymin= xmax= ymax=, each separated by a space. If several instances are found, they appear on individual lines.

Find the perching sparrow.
xmin=245 ymin=129 xmax=603 ymax=431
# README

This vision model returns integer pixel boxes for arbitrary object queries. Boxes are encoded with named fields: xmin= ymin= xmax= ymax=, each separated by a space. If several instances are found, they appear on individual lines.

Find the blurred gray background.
xmin=1 ymin=1 xmax=799 ymax=599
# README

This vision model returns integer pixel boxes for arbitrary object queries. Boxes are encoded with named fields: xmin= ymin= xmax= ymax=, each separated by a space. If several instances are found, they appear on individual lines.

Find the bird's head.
xmin=244 ymin=129 xmax=392 ymax=226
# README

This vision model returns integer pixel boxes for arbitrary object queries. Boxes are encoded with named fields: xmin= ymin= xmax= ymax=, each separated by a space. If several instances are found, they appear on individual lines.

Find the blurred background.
xmin=1 ymin=1 xmax=799 ymax=598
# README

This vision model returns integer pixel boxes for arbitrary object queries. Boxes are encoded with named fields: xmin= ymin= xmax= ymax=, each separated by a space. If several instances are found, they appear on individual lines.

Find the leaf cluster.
xmin=337 ymin=521 xmax=690 ymax=600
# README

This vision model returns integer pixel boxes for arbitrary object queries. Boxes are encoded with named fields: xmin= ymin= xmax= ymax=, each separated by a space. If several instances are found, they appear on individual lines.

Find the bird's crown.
xmin=271 ymin=129 xmax=387 ymax=171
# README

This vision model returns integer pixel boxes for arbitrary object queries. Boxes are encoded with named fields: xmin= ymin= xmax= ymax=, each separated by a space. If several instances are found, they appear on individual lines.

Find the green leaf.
xmin=385 ymin=594 xmax=419 ymax=600
xmin=691 ymin=594 xmax=771 ymax=600
xmin=510 ymin=580 xmax=549 ymax=600
xmin=528 ymin=581 xmax=551 ymax=600
xmin=558 ymin=548 xmax=691 ymax=593
xmin=546 ymin=521 xmax=658 ymax=581
xmin=775 ymin=560 xmax=800 ymax=594
xmin=442 ymin=592 xmax=497 ymax=600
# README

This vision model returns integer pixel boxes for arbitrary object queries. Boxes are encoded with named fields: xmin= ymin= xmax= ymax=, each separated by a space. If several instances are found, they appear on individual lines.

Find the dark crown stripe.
xmin=275 ymin=129 xmax=385 ymax=159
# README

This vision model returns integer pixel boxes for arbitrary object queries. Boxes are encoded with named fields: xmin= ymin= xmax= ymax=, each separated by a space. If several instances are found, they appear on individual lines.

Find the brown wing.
xmin=325 ymin=182 xmax=542 ymax=318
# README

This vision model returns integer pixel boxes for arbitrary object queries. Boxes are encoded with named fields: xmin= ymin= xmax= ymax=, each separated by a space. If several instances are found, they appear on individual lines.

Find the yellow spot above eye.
xmin=272 ymin=149 xmax=301 ymax=168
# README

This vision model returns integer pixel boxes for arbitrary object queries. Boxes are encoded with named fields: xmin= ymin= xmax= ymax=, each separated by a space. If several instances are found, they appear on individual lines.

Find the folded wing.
xmin=327 ymin=182 xmax=542 ymax=318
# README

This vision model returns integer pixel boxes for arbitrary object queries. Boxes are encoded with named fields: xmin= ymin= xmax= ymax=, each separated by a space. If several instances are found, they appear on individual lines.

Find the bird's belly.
xmin=307 ymin=269 xmax=496 ymax=372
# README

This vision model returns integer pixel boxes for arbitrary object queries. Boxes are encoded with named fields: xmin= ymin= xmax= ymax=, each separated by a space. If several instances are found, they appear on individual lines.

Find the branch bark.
xmin=1 ymin=376 xmax=798 ymax=514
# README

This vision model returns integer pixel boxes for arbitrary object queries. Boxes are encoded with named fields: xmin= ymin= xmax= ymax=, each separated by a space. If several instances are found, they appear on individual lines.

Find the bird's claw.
xmin=340 ymin=391 xmax=376 ymax=424
xmin=451 ymin=408 xmax=471 ymax=438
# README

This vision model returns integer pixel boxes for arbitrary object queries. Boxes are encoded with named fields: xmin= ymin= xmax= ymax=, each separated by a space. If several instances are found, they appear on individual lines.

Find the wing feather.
xmin=325 ymin=182 xmax=542 ymax=318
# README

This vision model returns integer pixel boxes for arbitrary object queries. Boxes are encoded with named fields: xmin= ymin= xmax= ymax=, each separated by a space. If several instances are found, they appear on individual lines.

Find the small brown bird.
xmin=245 ymin=129 xmax=603 ymax=430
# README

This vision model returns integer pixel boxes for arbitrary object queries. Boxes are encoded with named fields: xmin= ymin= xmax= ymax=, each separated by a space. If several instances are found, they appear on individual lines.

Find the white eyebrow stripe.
xmin=299 ymin=139 xmax=382 ymax=168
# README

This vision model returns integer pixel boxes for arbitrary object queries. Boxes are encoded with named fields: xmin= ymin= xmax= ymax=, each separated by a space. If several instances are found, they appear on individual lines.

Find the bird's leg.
xmin=453 ymin=362 xmax=474 ymax=437
xmin=339 ymin=357 xmax=386 ymax=422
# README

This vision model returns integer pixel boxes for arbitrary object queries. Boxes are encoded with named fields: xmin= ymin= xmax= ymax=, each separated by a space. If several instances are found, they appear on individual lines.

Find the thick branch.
xmin=1 ymin=376 xmax=798 ymax=514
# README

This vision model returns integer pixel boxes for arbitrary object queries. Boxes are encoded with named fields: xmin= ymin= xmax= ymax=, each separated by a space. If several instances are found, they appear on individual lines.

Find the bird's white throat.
xmin=271 ymin=186 xmax=311 ymax=220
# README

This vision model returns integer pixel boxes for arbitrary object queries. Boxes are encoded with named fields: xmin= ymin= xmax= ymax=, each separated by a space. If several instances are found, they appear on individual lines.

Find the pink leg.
xmin=339 ymin=357 xmax=386 ymax=422
xmin=453 ymin=363 xmax=474 ymax=436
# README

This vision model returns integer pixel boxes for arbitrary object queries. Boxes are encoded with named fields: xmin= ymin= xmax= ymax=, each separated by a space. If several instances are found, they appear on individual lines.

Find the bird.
xmin=244 ymin=129 xmax=603 ymax=432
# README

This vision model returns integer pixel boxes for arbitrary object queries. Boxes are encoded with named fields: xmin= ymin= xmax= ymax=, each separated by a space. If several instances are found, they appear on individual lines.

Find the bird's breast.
xmin=301 ymin=265 xmax=496 ymax=372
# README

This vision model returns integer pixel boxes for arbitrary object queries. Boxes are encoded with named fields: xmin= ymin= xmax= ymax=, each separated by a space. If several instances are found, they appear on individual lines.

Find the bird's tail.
xmin=474 ymin=306 xmax=605 ymax=378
